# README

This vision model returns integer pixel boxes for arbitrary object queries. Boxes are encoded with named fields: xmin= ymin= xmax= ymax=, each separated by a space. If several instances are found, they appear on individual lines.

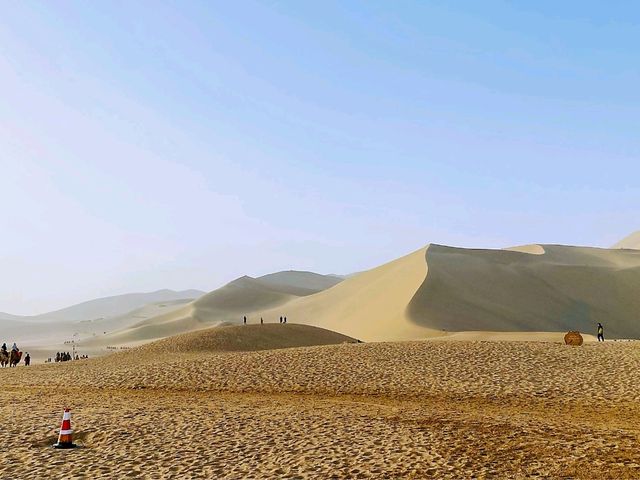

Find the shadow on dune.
xmin=407 ymin=244 xmax=640 ymax=338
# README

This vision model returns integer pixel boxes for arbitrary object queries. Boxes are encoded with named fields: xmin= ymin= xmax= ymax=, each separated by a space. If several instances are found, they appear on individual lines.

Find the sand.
xmin=90 ymin=243 xmax=640 ymax=347
xmin=408 ymin=244 xmax=640 ymax=338
xmin=2 ymin=332 xmax=639 ymax=478
xmin=2 ymin=272 xmax=344 ymax=360
xmin=7 ymin=243 xmax=640 ymax=357
xmin=254 ymin=244 xmax=640 ymax=342
xmin=259 ymin=247 xmax=436 ymax=342
xmin=138 ymin=323 xmax=357 ymax=354
xmin=613 ymin=231 xmax=640 ymax=249
xmin=87 ymin=272 xmax=344 ymax=349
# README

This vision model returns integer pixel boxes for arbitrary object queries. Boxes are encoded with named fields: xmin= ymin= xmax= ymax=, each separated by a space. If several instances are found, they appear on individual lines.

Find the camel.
xmin=0 ymin=350 xmax=8 ymax=368
xmin=9 ymin=350 xmax=22 ymax=367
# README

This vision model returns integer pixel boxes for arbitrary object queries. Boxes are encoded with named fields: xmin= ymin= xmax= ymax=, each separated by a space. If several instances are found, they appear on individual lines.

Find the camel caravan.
xmin=0 ymin=343 xmax=27 ymax=368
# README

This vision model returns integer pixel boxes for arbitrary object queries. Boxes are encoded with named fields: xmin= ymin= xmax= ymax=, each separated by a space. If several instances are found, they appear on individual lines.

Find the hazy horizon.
xmin=2 ymin=1 xmax=639 ymax=315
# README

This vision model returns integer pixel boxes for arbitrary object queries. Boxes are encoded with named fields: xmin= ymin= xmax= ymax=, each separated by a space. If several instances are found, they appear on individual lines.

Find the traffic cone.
xmin=53 ymin=408 xmax=77 ymax=449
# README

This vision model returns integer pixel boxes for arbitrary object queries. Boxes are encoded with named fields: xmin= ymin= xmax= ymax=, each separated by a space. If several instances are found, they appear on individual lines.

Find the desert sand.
xmin=1 ymin=325 xmax=639 ymax=478
xmin=613 ymin=231 xmax=640 ymax=249
xmin=86 ymin=243 xmax=640 ymax=347
xmin=259 ymin=244 xmax=640 ymax=342
xmin=4 ymin=243 xmax=639 ymax=359
xmin=0 ymin=272 xmax=344 ymax=360
xmin=83 ymin=271 xmax=345 ymax=350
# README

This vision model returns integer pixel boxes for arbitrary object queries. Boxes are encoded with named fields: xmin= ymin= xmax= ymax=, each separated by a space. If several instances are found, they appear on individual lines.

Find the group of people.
xmin=1 ymin=342 xmax=19 ymax=354
xmin=45 ymin=354 xmax=87 ymax=363
xmin=55 ymin=352 xmax=73 ymax=362
xmin=242 ymin=316 xmax=288 ymax=324
xmin=1 ymin=342 xmax=30 ymax=366
xmin=54 ymin=352 xmax=87 ymax=362
xmin=2 ymin=342 xmax=93 ymax=365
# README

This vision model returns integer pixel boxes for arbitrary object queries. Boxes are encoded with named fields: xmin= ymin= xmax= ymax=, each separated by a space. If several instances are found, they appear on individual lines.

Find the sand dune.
xmin=86 ymin=272 xmax=343 ymax=347
xmin=263 ymin=244 xmax=640 ymax=341
xmin=3 ymin=289 xmax=204 ymax=323
xmin=259 ymin=247 xmax=436 ymax=342
xmin=0 ymin=298 xmax=195 ymax=357
xmin=256 ymin=270 xmax=343 ymax=295
xmin=0 ymin=272 xmax=341 ymax=358
xmin=504 ymin=243 xmax=546 ymax=254
xmin=87 ymin=242 xmax=640 ymax=347
xmin=137 ymin=323 xmax=356 ymax=354
xmin=409 ymin=244 xmax=640 ymax=339
xmin=613 ymin=231 xmax=640 ymax=249
xmin=8 ymin=242 xmax=640 ymax=356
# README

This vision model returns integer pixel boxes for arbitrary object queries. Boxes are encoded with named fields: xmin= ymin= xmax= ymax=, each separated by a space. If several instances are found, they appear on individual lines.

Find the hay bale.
xmin=564 ymin=331 xmax=583 ymax=346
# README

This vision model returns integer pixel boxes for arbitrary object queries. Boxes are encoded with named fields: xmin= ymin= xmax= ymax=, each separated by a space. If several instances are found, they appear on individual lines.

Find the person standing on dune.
xmin=597 ymin=323 xmax=605 ymax=342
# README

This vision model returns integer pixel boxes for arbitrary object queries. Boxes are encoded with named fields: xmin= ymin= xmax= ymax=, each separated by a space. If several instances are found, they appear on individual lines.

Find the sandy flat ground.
xmin=2 ymin=340 xmax=640 ymax=478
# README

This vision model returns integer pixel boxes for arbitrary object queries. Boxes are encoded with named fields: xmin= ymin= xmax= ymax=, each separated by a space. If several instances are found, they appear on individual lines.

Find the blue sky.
xmin=1 ymin=1 xmax=638 ymax=314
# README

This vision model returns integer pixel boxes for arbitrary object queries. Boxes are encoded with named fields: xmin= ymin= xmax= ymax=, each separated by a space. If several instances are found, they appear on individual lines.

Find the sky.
xmin=1 ymin=1 xmax=639 ymax=315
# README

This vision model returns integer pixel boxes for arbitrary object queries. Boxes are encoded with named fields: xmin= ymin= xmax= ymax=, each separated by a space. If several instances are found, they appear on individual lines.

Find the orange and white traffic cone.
xmin=53 ymin=408 xmax=77 ymax=449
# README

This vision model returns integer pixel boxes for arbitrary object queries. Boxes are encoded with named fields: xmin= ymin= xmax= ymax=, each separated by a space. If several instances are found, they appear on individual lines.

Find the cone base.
xmin=53 ymin=442 xmax=77 ymax=449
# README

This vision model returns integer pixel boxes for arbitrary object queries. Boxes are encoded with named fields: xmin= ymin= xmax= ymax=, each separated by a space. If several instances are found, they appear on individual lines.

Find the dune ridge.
xmin=136 ymin=323 xmax=356 ymax=354
xmin=86 ymin=272 xmax=344 ymax=348
xmin=9 ymin=241 xmax=640 ymax=357
xmin=408 ymin=244 xmax=640 ymax=338
xmin=613 ymin=231 xmax=640 ymax=250
xmin=85 ymin=242 xmax=640 ymax=348
xmin=257 ymin=246 xmax=435 ymax=342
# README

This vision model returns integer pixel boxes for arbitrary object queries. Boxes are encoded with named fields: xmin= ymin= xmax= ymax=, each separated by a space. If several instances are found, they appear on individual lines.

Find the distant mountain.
xmin=0 ymin=312 xmax=25 ymax=322
xmin=612 ymin=231 xmax=640 ymax=250
xmin=3 ymin=289 xmax=205 ymax=323
xmin=0 ymin=297 xmax=198 ymax=347
xmin=87 ymin=272 xmax=344 ymax=345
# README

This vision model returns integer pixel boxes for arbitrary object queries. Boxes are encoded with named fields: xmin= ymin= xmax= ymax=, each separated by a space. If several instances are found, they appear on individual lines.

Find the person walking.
xmin=24 ymin=353 xmax=30 ymax=366
xmin=284 ymin=316 xmax=287 ymax=324
xmin=597 ymin=323 xmax=605 ymax=342
xmin=260 ymin=317 xmax=263 ymax=325
xmin=279 ymin=316 xmax=283 ymax=324
xmin=243 ymin=315 xmax=247 ymax=325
